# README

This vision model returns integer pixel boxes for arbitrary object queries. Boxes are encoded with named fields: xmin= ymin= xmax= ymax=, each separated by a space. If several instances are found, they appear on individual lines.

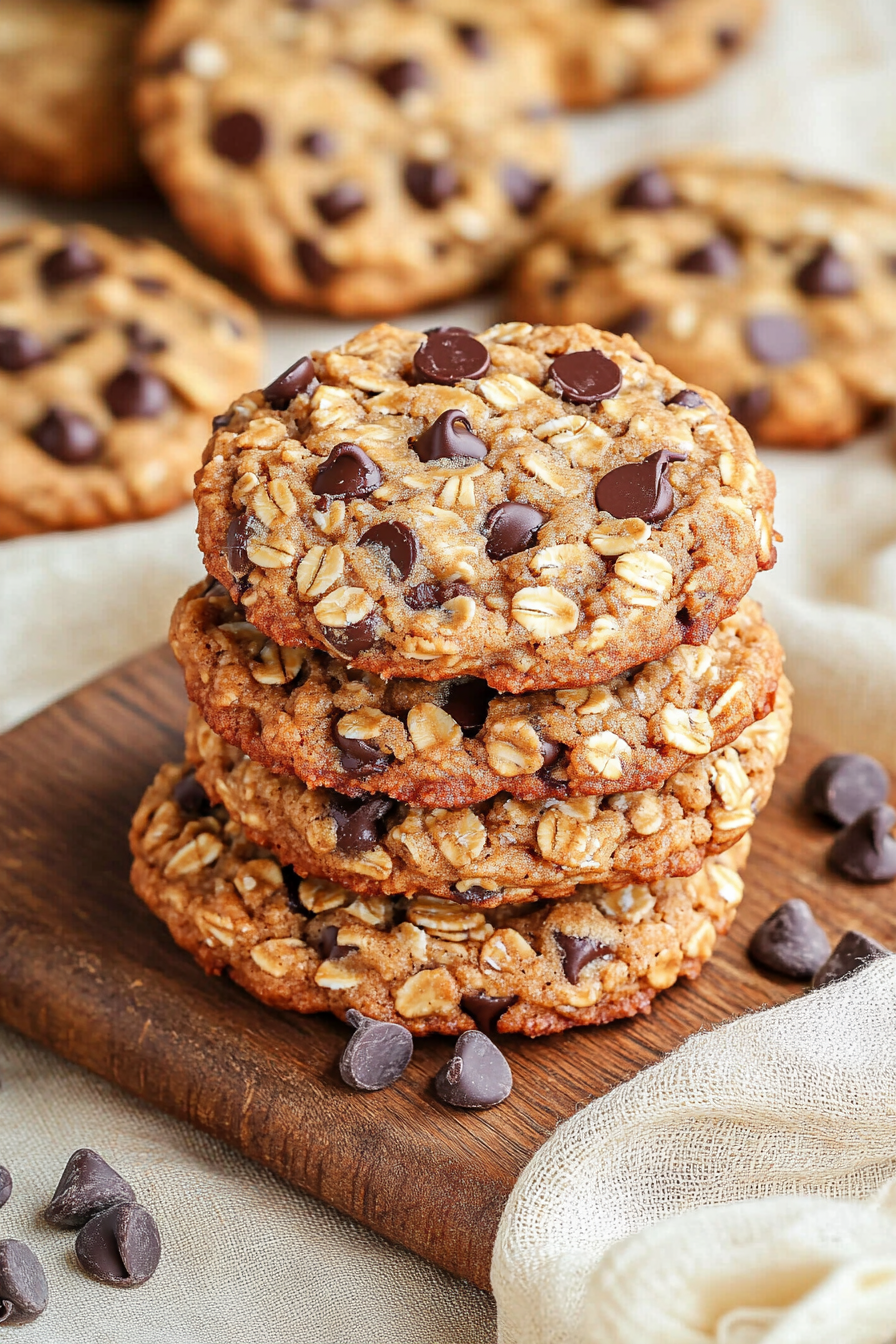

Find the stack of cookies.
xmin=130 ymin=320 xmax=791 ymax=1039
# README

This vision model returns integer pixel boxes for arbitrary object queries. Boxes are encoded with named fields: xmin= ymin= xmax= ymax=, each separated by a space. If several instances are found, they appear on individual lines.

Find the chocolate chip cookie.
xmin=509 ymin=155 xmax=896 ymax=446
xmin=184 ymin=676 xmax=791 ymax=903
xmin=0 ymin=0 xmax=143 ymax=196
xmin=196 ymin=321 xmax=775 ymax=691
xmin=134 ymin=0 xmax=563 ymax=314
xmin=130 ymin=757 xmax=752 ymax=1037
xmin=0 ymin=220 xmax=260 ymax=536
xmin=171 ymin=578 xmax=783 ymax=808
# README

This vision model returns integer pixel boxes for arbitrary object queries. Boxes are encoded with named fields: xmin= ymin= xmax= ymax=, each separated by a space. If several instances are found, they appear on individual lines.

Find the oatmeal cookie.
xmin=509 ymin=155 xmax=896 ymax=446
xmin=133 ymin=0 xmax=564 ymax=314
xmin=172 ymin=578 xmax=783 ymax=808
xmin=184 ymin=677 xmax=791 ymax=904
xmin=0 ymin=220 xmax=260 ymax=537
xmin=195 ymin=322 xmax=775 ymax=692
xmin=130 ymin=759 xmax=752 ymax=1037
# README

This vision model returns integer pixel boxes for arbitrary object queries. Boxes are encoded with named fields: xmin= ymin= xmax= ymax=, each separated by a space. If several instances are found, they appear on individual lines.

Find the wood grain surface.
xmin=1 ymin=646 xmax=894 ymax=1291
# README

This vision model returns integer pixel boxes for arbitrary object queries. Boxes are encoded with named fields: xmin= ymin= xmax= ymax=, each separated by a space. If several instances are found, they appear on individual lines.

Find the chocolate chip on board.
xmin=44 ymin=1148 xmax=137 ymax=1229
xmin=748 ymin=899 xmax=831 ymax=980
xmin=804 ymin=753 xmax=890 ymax=826
xmin=339 ymin=1010 xmax=414 ymax=1091
xmin=828 ymin=804 xmax=896 ymax=883
xmin=434 ymin=1030 xmax=513 ymax=1109
xmin=811 ymin=930 xmax=893 ymax=990
xmin=75 ymin=1203 xmax=161 ymax=1288
xmin=0 ymin=1168 xmax=11 ymax=1210
xmin=0 ymin=1240 xmax=49 ymax=1325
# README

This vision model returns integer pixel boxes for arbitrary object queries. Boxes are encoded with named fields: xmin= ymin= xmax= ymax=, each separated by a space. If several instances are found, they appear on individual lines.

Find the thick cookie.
xmin=510 ymin=155 xmax=896 ymax=446
xmin=0 ymin=220 xmax=260 ymax=536
xmin=0 ymin=0 xmax=143 ymax=196
xmin=196 ymin=322 xmax=775 ymax=692
xmin=172 ymin=578 xmax=783 ymax=808
xmin=130 ymin=759 xmax=752 ymax=1038
xmin=134 ymin=0 xmax=564 ymax=314
xmin=184 ymin=677 xmax=791 ymax=903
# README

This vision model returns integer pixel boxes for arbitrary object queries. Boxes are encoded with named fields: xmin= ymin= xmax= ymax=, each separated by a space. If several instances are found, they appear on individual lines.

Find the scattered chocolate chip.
xmin=667 ymin=389 xmax=706 ymax=408
xmin=616 ymin=167 xmax=676 ymax=210
xmin=300 ymin=128 xmax=337 ymax=158
xmin=264 ymin=355 xmax=318 ymax=409
xmin=223 ymin=513 xmax=262 ymax=579
xmin=676 ymin=236 xmax=739 ymax=276
xmin=548 ymin=349 xmax=622 ymax=405
xmin=0 ymin=1169 xmax=10 ymax=1210
xmin=210 ymin=109 xmax=266 ymax=164
xmin=404 ymin=580 xmax=472 ymax=611
xmin=812 ymin=929 xmax=892 ymax=989
xmin=0 ymin=326 xmax=46 ymax=371
xmin=728 ymin=384 xmax=772 ymax=429
xmin=596 ymin=447 xmax=687 ymax=524
xmin=413 ymin=408 xmax=487 ymax=462
xmin=314 ymin=181 xmax=366 ymax=224
xmin=501 ymin=164 xmax=552 ymax=216
xmin=332 ymin=723 xmax=391 ymax=775
xmin=131 ymin=275 xmax=169 ymax=294
xmin=485 ymin=500 xmax=546 ymax=560
xmin=317 ymin=925 xmax=354 ymax=961
xmin=0 ymin=1240 xmax=49 ymax=1325
xmin=555 ymin=931 xmax=612 ymax=984
xmin=748 ymin=899 xmax=831 ymax=979
xmin=805 ymin=753 xmax=889 ymax=826
xmin=313 ymin=442 xmax=381 ymax=499
xmin=123 ymin=320 xmax=167 ymax=354
xmin=212 ymin=411 xmax=233 ymax=431
xmin=716 ymin=25 xmax=742 ymax=50
xmin=75 ymin=1202 xmax=161 ymax=1288
xmin=795 ymin=242 xmax=856 ymax=297
xmin=745 ymin=313 xmax=809 ymax=365
xmin=44 ymin=1149 xmax=136 ymax=1229
xmin=404 ymin=160 xmax=459 ymax=210
xmin=330 ymin=795 xmax=393 ymax=852
xmin=40 ymin=237 xmax=104 ymax=287
xmin=455 ymin=22 xmax=490 ymax=57
xmin=414 ymin=329 xmax=490 ymax=384
xmin=608 ymin=306 xmax=653 ymax=338
xmin=295 ymin=237 xmax=338 ymax=286
xmin=443 ymin=679 xmax=495 ymax=737
xmin=104 ymin=366 xmax=171 ymax=419
xmin=322 ymin=615 xmax=379 ymax=658
xmin=339 ymin=1010 xmax=414 ymax=1091
xmin=359 ymin=520 xmax=418 ymax=579
xmin=172 ymin=771 xmax=212 ymax=817
xmin=376 ymin=58 xmax=428 ymax=99
xmin=829 ymin=804 xmax=896 ymax=884
xmin=460 ymin=993 xmax=517 ymax=1034
xmin=434 ymin=1030 xmax=512 ymax=1109
xmin=30 ymin=406 xmax=101 ymax=464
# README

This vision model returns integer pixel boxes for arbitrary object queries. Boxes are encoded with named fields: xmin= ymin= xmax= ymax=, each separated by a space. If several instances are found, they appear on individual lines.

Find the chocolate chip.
xmin=608 ymin=306 xmax=653 ymax=338
xmin=555 ymin=931 xmax=612 ymax=984
xmin=44 ymin=1149 xmax=136 ymax=1229
xmin=330 ymin=795 xmax=393 ymax=852
xmin=376 ymin=58 xmax=428 ymax=98
xmin=0 ymin=326 xmax=46 ymax=371
xmin=295 ymin=237 xmax=338 ymax=286
xmin=548 ymin=349 xmax=622 ymax=404
xmin=40 ymin=236 xmax=104 ymax=287
xmin=716 ymin=25 xmax=742 ymax=50
xmin=282 ymin=866 xmax=303 ymax=913
xmin=805 ymin=753 xmax=889 ymax=826
xmin=616 ymin=167 xmax=676 ymax=210
xmin=455 ymin=23 xmax=490 ymax=57
xmin=223 ymin=513 xmax=262 ymax=579
xmin=312 ymin=443 xmax=381 ymax=500
xmin=460 ymin=993 xmax=517 ymax=1034
xmin=0 ymin=1241 xmax=49 ymax=1325
xmin=300 ymin=128 xmax=337 ymax=158
xmin=404 ymin=160 xmax=459 ymax=210
xmin=414 ymin=330 xmax=490 ymax=384
xmin=332 ymin=723 xmax=391 ymax=776
xmin=339 ymin=1010 xmax=414 ymax=1091
xmin=104 ymin=366 xmax=171 ymax=419
xmin=359 ymin=520 xmax=418 ymax=579
xmin=596 ymin=447 xmax=687 ymax=524
xmin=795 ymin=242 xmax=856 ymax=297
xmin=264 ymin=355 xmax=318 ymax=409
xmin=0 ymin=1168 xmax=11 ymax=1210
xmin=322 ymin=615 xmax=379 ymax=658
xmin=314 ymin=181 xmax=366 ymax=224
xmin=434 ymin=1030 xmax=512 ymax=1109
xmin=443 ymin=679 xmax=495 ymax=737
xmin=448 ymin=884 xmax=497 ymax=906
xmin=745 ymin=313 xmax=809 ymax=365
xmin=124 ymin=320 xmax=167 ymax=354
xmin=30 ymin=406 xmax=101 ymax=464
xmin=829 ymin=804 xmax=896 ymax=884
xmin=131 ymin=275 xmax=169 ymax=294
xmin=728 ymin=384 xmax=772 ymax=429
xmin=748 ymin=899 xmax=831 ymax=979
xmin=318 ymin=925 xmax=354 ymax=961
xmin=667 ymin=389 xmax=706 ymax=408
xmin=676 ymin=236 xmax=739 ymax=276
xmin=404 ymin=580 xmax=472 ymax=611
xmin=413 ymin=408 xmax=487 ymax=462
xmin=212 ymin=411 xmax=233 ymax=431
xmin=811 ymin=929 xmax=892 ymax=990
xmin=172 ymin=771 xmax=212 ymax=817
xmin=485 ymin=500 xmax=546 ymax=560
xmin=75 ymin=1203 xmax=161 ymax=1288
xmin=501 ymin=164 xmax=552 ymax=217
xmin=210 ymin=109 xmax=266 ymax=164
xmin=538 ymin=737 xmax=564 ymax=770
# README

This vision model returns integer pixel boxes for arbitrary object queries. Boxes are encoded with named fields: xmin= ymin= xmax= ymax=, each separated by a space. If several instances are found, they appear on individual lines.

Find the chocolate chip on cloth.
xmin=0 ymin=1240 xmax=49 ymax=1325
xmin=134 ymin=1 xmax=563 ymax=314
xmin=748 ymin=899 xmax=831 ymax=980
xmin=828 ymin=804 xmax=896 ymax=884
xmin=44 ymin=1149 xmax=137 ymax=1228
xmin=805 ymin=753 xmax=890 ymax=826
xmin=0 ymin=220 xmax=260 ymax=538
xmin=339 ymin=1009 xmax=414 ymax=1090
xmin=811 ymin=930 xmax=892 ymax=991
xmin=75 ymin=1203 xmax=162 ymax=1288
xmin=195 ymin=321 xmax=775 ymax=692
xmin=434 ymin=1031 xmax=513 ymax=1109
xmin=509 ymin=152 xmax=896 ymax=446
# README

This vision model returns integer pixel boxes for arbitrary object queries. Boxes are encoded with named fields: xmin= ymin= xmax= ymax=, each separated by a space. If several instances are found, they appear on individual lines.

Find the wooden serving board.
xmin=1 ymin=647 xmax=894 ymax=1291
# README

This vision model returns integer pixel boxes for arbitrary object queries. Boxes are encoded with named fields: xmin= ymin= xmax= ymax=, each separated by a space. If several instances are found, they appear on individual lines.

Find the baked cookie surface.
xmin=172 ymin=578 xmax=783 ymax=808
xmin=134 ymin=0 xmax=564 ymax=314
xmin=130 ymin=757 xmax=752 ymax=1037
xmin=510 ymin=155 xmax=896 ymax=446
xmin=0 ymin=220 xmax=260 ymax=536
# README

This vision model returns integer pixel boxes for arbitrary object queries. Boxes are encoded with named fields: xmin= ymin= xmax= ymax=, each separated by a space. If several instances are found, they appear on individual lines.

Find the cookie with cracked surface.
xmin=133 ymin=0 xmax=563 ymax=315
xmin=510 ymin=155 xmax=896 ymax=447
xmin=196 ymin=322 xmax=776 ymax=692
xmin=172 ymin=578 xmax=783 ymax=808
xmin=0 ymin=220 xmax=260 ymax=537
xmin=184 ymin=677 xmax=791 ymax=904
xmin=130 ymin=759 xmax=752 ymax=1037
xmin=0 ymin=0 xmax=143 ymax=196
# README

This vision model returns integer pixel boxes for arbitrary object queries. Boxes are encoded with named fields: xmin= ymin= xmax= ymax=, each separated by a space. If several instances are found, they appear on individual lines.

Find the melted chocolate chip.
xmin=460 ymin=992 xmax=517 ymax=1034
xmin=811 ymin=929 xmax=892 ymax=990
xmin=210 ymin=109 xmax=266 ymax=164
xmin=829 ymin=804 xmax=896 ymax=884
xmin=414 ymin=329 xmax=490 ymax=384
xmin=413 ymin=408 xmax=487 ymax=461
xmin=404 ymin=580 xmax=472 ymax=611
xmin=104 ymin=366 xmax=171 ymax=418
xmin=340 ymin=1010 xmax=414 ymax=1091
xmin=75 ymin=1203 xmax=161 ymax=1287
xmin=596 ymin=448 xmax=687 ymax=523
xmin=31 ymin=407 xmax=101 ymax=463
xmin=317 ymin=925 xmax=355 ymax=961
xmin=449 ymin=884 xmax=497 ymax=906
xmin=323 ymin=615 xmax=380 ymax=658
xmin=677 ymin=236 xmax=739 ymax=276
xmin=376 ymin=58 xmax=428 ymax=98
xmin=667 ymin=389 xmax=706 ymax=408
xmin=295 ymin=237 xmax=338 ymax=285
xmin=744 ymin=313 xmax=809 ymax=365
xmin=443 ymin=679 xmax=495 ymax=737
xmin=0 ymin=1240 xmax=49 ymax=1325
xmin=332 ymin=722 xmax=391 ymax=775
xmin=300 ymin=128 xmax=337 ymax=158
xmin=485 ymin=500 xmax=546 ymax=560
xmin=359 ymin=520 xmax=418 ymax=579
xmin=223 ymin=513 xmax=262 ymax=578
xmin=805 ymin=753 xmax=890 ymax=826
xmin=548 ymin=349 xmax=622 ymax=404
xmin=314 ymin=181 xmax=366 ymax=224
xmin=40 ymin=237 xmax=104 ymax=287
xmin=404 ymin=160 xmax=459 ymax=209
xmin=313 ymin=442 xmax=381 ymax=498
xmin=124 ymin=320 xmax=167 ymax=354
xmin=264 ymin=355 xmax=318 ymax=408
xmin=434 ymin=1030 xmax=512 ymax=1109
xmin=748 ymin=899 xmax=831 ymax=980
xmin=608 ymin=306 xmax=653 ymax=338
xmin=172 ymin=771 xmax=212 ymax=817
xmin=501 ymin=163 xmax=552 ymax=216
xmin=616 ymin=167 xmax=676 ymax=210
xmin=728 ymin=384 xmax=772 ymax=430
xmin=44 ymin=1150 xmax=136 ymax=1229
xmin=330 ymin=795 xmax=394 ymax=852
xmin=455 ymin=22 xmax=490 ymax=57
xmin=0 ymin=326 xmax=46 ymax=371
xmin=795 ymin=242 xmax=856 ymax=297
xmin=555 ymin=931 xmax=613 ymax=984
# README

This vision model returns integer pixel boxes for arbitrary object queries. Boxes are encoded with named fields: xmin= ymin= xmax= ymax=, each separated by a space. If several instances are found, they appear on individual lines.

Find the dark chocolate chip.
xmin=124 ymin=320 xmax=167 ymax=354
xmin=0 ymin=1168 xmax=11 ymax=1210
xmin=30 ymin=407 xmax=101 ymax=464
xmin=104 ymin=366 xmax=171 ymax=419
xmin=376 ymin=58 xmax=428 ymax=99
xmin=748 ymin=899 xmax=831 ymax=979
xmin=75 ymin=1203 xmax=161 ymax=1288
xmin=264 ymin=355 xmax=318 ymax=409
xmin=0 ymin=1240 xmax=49 ymax=1325
xmin=359 ymin=520 xmax=418 ymax=579
xmin=404 ymin=160 xmax=459 ymax=210
xmin=40 ymin=237 xmax=104 ymax=287
xmin=805 ymin=753 xmax=889 ymax=826
xmin=455 ymin=22 xmax=490 ymax=57
xmin=318 ymin=925 xmax=354 ymax=961
xmin=555 ymin=931 xmax=613 ymax=984
xmin=443 ymin=679 xmax=495 ymax=737
xmin=676 ymin=236 xmax=739 ymax=276
xmin=829 ymin=804 xmax=896 ymax=884
xmin=608 ymin=306 xmax=653 ymax=338
xmin=449 ymin=884 xmax=497 ymax=906
xmin=131 ymin=275 xmax=169 ymax=294
xmin=460 ymin=993 xmax=517 ymax=1034
xmin=716 ymin=25 xmax=742 ymax=50
xmin=548 ymin=349 xmax=622 ymax=404
xmin=812 ymin=929 xmax=892 ymax=989
xmin=322 ymin=615 xmax=379 ymax=658
xmin=223 ymin=512 xmax=262 ymax=579
xmin=413 ymin=408 xmax=487 ymax=462
xmin=0 ymin=326 xmax=46 ymax=371
xmin=212 ymin=411 xmax=233 ymax=431
xmin=314 ymin=181 xmax=366 ymax=224
xmin=44 ymin=1149 xmax=136 ymax=1229
xmin=339 ymin=1010 xmax=414 ymax=1091
xmin=596 ymin=447 xmax=687 ymax=523
xmin=172 ymin=771 xmax=212 ymax=817
xmin=330 ymin=795 xmax=393 ymax=852
xmin=485 ymin=500 xmax=546 ymax=560
xmin=282 ymin=866 xmax=303 ymax=913
xmin=728 ymin=384 xmax=772 ymax=429
xmin=332 ymin=723 xmax=391 ymax=776
xmin=414 ymin=330 xmax=490 ymax=384
xmin=667 ymin=389 xmax=706 ymax=408
xmin=434 ymin=1030 xmax=512 ymax=1109
xmin=300 ymin=128 xmax=337 ymax=158
xmin=404 ymin=580 xmax=472 ymax=611
xmin=501 ymin=164 xmax=552 ymax=217
xmin=616 ymin=167 xmax=676 ymax=210
xmin=795 ymin=242 xmax=856 ymax=297
xmin=295 ymin=237 xmax=338 ymax=285
xmin=744 ymin=313 xmax=809 ymax=365
xmin=538 ymin=737 xmax=563 ymax=770
xmin=210 ymin=109 xmax=266 ymax=165
xmin=313 ymin=442 xmax=381 ymax=498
